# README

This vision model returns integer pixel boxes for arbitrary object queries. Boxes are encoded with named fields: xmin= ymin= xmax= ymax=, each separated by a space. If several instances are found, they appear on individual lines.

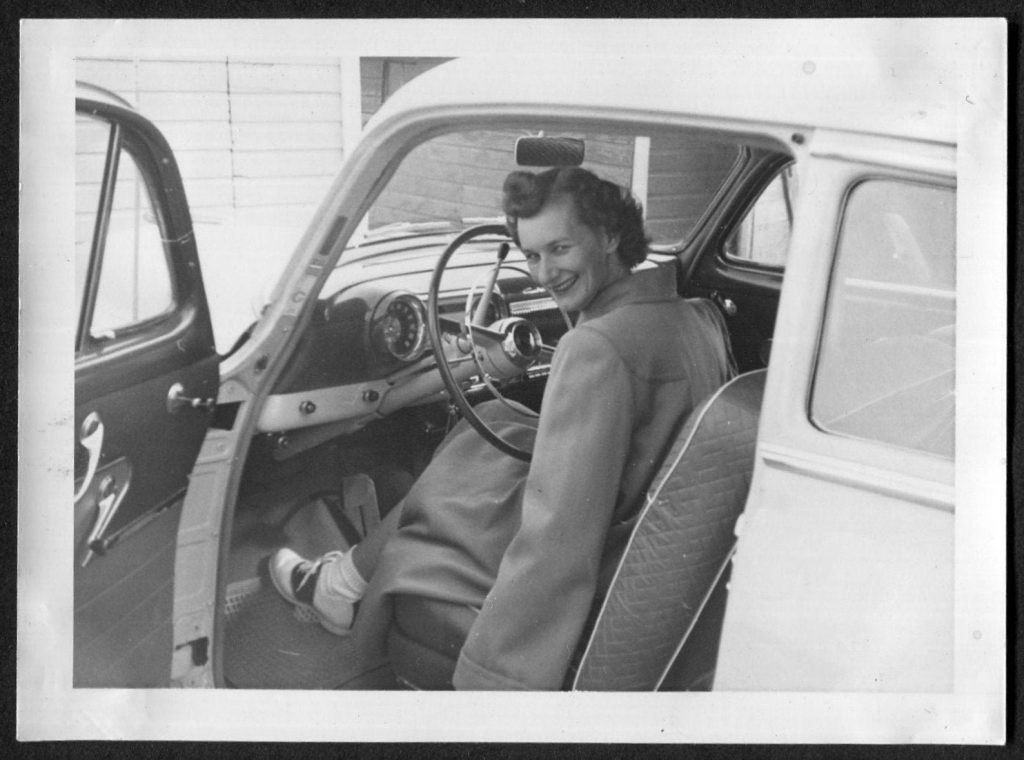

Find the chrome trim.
xmin=510 ymin=297 xmax=558 ymax=315
xmin=758 ymin=442 xmax=954 ymax=512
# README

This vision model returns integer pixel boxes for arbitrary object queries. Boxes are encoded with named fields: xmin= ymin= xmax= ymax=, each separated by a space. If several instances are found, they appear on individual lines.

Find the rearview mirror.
xmin=514 ymin=136 xmax=585 ymax=167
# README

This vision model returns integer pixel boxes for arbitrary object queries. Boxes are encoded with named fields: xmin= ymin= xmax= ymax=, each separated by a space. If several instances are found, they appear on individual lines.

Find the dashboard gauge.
xmin=369 ymin=292 xmax=428 ymax=362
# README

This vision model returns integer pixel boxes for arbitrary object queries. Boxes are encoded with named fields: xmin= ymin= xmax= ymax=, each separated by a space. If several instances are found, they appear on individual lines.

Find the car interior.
xmin=216 ymin=122 xmax=791 ymax=690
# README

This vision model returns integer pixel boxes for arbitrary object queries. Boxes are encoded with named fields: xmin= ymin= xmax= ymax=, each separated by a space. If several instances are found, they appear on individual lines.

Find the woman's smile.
xmin=548 ymin=275 xmax=578 ymax=295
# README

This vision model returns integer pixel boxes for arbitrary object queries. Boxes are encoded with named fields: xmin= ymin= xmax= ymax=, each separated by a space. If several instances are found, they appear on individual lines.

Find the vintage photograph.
xmin=19 ymin=18 xmax=1006 ymax=742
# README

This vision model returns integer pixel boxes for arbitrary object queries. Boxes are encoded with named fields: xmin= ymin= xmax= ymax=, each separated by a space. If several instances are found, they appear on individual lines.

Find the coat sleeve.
xmin=453 ymin=325 xmax=637 ymax=690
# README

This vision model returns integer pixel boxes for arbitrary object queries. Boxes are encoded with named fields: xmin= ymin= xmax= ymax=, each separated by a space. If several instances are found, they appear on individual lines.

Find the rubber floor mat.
xmin=223 ymin=486 xmax=386 ymax=690
xmin=223 ymin=580 xmax=388 ymax=690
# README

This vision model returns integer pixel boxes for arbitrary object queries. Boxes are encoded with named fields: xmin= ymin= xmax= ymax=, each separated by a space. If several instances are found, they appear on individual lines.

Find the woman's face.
xmin=516 ymin=196 xmax=627 ymax=313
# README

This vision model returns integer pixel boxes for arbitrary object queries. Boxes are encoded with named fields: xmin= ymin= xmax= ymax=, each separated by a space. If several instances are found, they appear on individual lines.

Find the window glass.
xmin=75 ymin=115 xmax=110 ymax=320
xmin=724 ymin=165 xmax=796 ymax=267
xmin=90 ymin=148 xmax=174 ymax=336
xmin=811 ymin=180 xmax=956 ymax=458
xmin=361 ymin=127 xmax=740 ymax=250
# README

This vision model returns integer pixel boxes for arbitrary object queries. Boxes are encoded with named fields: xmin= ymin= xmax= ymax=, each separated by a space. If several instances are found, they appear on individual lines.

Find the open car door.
xmin=74 ymin=86 xmax=218 ymax=686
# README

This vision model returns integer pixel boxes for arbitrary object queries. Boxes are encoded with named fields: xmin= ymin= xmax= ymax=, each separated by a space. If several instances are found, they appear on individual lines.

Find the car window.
xmin=91 ymin=151 xmax=174 ymax=334
xmin=76 ymin=114 xmax=175 ymax=342
xmin=811 ymin=179 xmax=956 ymax=458
xmin=723 ymin=166 xmax=795 ymax=268
xmin=75 ymin=115 xmax=107 ymax=317
xmin=361 ymin=127 xmax=740 ymax=250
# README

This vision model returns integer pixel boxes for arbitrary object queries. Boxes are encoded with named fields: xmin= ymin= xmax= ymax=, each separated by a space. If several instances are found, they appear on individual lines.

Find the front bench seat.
xmin=387 ymin=369 xmax=766 ymax=690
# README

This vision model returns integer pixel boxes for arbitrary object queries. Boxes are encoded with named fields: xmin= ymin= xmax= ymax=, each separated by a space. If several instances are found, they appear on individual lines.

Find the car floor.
xmin=220 ymin=441 xmax=407 ymax=690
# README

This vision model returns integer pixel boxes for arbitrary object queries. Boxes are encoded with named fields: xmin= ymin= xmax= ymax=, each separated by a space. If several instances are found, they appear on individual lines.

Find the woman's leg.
xmin=348 ymin=398 xmax=535 ymax=581
xmin=348 ymin=502 xmax=402 ymax=580
xmin=272 ymin=399 xmax=537 ymax=633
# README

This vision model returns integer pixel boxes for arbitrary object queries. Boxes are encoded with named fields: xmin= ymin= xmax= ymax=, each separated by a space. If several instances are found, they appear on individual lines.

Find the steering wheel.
xmin=427 ymin=224 xmax=548 ymax=462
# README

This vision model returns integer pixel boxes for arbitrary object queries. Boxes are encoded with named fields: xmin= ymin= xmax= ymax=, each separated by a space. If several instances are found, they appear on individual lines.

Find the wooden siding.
xmin=76 ymin=56 xmax=348 ymax=228
xmin=360 ymin=58 xmax=450 ymax=125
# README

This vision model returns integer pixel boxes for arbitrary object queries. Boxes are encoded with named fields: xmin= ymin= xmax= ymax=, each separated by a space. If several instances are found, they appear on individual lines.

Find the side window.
xmin=75 ymin=116 xmax=107 ymax=317
xmin=811 ymin=179 xmax=956 ymax=458
xmin=724 ymin=166 xmax=796 ymax=267
xmin=76 ymin=114 xmax=175 ymax=344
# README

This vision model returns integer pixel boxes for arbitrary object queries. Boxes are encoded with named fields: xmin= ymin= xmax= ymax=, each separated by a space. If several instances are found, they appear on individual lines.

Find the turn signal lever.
xmin=472 ymin=242 xmax=511 ymax=326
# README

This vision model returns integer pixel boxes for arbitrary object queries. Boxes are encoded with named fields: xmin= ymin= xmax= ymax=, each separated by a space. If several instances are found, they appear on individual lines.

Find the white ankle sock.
xmin=317 ymin=549 xmax=368 ymax=602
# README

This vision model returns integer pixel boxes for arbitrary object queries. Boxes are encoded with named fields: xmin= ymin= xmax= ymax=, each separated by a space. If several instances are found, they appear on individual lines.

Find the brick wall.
xmin=360 ymin=58 xmax=450 ymax=124
xmin=646 ymin=134 xmax=739 ymax=244
xmin=367 ymin=129 xmax=636 ymax=228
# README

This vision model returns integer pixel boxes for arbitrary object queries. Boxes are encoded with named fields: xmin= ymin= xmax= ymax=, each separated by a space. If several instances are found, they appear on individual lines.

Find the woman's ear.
xmin=603 ymin=232 xmax=624 ymax=269
xmin=604 ymin=231 xmax=620 ymax=256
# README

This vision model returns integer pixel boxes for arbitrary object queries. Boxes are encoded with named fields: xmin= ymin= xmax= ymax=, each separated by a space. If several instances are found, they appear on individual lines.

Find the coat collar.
xmin=578 ymin=265 xmax=677 ymax=324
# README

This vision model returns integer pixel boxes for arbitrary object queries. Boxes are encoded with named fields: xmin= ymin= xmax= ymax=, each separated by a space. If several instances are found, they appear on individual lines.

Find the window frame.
xmin=748 ymin=137 xmax=956 ymax=508
xmin=683 ymin=147 xmax=791 ymax=297
xmin=808 ymin=173 xmax=957 ymax=460
xmin=76 ymin=112 xmax=180 ymax=356
xmin=720 ymin=162 xmax=797 ymax=272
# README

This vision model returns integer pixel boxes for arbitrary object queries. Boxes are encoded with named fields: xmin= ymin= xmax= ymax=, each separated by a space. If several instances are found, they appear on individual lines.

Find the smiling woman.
xmin=206 ymin=114 xmax=787 ymax=692
xmin=506 ymin=167 xmax=644 ymax=313
xmin=262 ymin=164 xmax=737 ymax=691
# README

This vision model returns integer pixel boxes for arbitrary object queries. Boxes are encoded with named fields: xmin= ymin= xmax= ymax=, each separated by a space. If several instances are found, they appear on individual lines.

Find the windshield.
xmin=362 ymin=127 xmax=740 ymax=249
xmin=170 ymin=126 xmax=740 ymax=354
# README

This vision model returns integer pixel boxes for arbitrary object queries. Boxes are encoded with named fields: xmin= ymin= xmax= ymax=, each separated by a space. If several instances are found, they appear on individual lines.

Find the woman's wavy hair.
xmin=502 ymin=167 xmax=650 ymax=269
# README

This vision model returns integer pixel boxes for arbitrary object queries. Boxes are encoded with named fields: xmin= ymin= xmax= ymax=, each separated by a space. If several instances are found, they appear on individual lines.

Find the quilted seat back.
xmin=571 ymin=369 xmax=766 ymax=690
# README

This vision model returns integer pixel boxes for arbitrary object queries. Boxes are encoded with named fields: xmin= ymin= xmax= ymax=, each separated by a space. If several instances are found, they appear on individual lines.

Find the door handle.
xmin=166 ymin=382 xmax=215 ymax=414
xmin=73 ymin=412 xmax=104 ymax=503
xmin=710 ymin=291 xmax=738 ymax=317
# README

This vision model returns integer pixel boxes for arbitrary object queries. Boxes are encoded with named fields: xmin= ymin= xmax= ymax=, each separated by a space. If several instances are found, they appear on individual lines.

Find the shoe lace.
xmin=296 ymin=550 xmax=346 ymax=596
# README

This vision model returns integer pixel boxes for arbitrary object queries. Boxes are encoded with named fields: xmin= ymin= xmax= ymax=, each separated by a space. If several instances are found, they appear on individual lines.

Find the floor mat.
xmin=223 ymin=578 xmax=389 ymax=690
xmin=223 ymin=478 xmax=390 ymax=689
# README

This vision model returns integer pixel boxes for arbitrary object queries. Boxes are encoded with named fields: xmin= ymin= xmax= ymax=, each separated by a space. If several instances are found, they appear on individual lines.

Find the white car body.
xmin=204 ymin=36 xmax=963 ymax=690
xmin=19 ymin=17 xmax=1005 ymax=743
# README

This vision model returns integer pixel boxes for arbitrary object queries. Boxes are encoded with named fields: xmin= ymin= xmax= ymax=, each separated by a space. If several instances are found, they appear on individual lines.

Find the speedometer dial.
xmin=369 ymin=292 xmax=428 ymax=362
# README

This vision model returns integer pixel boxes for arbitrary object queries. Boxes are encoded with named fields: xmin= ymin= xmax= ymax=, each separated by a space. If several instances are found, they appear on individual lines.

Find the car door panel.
xmin=75 ymin=355 xmax=217 ymax=548
xmin=714 ymin=150 xmax=957 ymax=691
xmin=74 ymin=93 xmax=216 ymax=687
xmin=73 ymin=456 xmax=131 ymax=564
xmin=73 ymin=499 xmax=183 ymax=687
xmin=714 ymin=462 xmax=954 ymax=692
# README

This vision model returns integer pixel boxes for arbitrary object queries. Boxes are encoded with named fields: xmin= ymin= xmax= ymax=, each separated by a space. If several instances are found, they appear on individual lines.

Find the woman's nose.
xmin=536 ymin=255 xmax=555 ymax=286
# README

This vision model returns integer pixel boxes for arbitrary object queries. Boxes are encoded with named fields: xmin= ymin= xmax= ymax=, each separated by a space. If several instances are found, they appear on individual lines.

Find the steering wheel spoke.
xmin=437 ymin=313 xmax=466 ymax=335
xmin=427 ymin=224 xmax=545 ymax=462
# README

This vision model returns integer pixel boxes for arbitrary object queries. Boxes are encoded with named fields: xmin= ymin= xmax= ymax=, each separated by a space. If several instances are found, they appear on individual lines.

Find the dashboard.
xmin=256 ymin=228 xmax=570 ymax=440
